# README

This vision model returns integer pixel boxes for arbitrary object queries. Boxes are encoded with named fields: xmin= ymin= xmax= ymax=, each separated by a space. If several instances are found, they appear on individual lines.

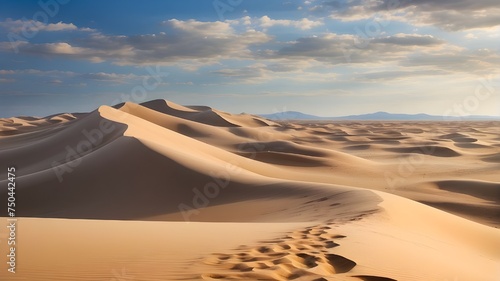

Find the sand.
xmin=0 ymin=99 xmax=499 ymax=280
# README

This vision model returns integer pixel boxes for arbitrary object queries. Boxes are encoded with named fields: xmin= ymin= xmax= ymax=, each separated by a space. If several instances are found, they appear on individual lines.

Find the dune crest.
xmin=133 ymin=99 xmax=276 ymax=127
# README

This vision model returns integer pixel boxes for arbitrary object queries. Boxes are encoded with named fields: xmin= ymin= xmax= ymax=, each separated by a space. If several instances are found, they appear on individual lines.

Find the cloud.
xmin=0 ymin=78 xmax=15 ymax=83
xmin=465 ymin=33 xmax=478 ymax=39
xmin=1 ymin=16 xmax=497 ymax=85
xmin=371 ymin=34 xmax=444 ymax=46
xmin=0 ymin=70 xmax=16 ymax=75
xmin=210 ymin=62 xmax=308 ymax=82
xmin=163 ymin=19 xmax=234 ymax=36
xmin=462 ymin=27 xmax=500 ymax=40
xmin=269 ymin=33 xmax=445 ymax=65
xmin=0 ymin=69 xmax=76 ymax=76
xmin=80 ymin=72 xmax=140 ymax=83
xmin=0 ymin=19 xmax=271 ymax=66
xmin=310 ymin=0 xmax=500 ymax=31
xmin=258 ymin=32 xmax=500 ymax=78
xmin=259 ymin=16 xmax=323 ymax=30
xmin=272 ymin=34 xmax=354 ymax=61
xmin=352 ymin=69 xmax=451 ymax=82
xmin=47 ymin=79 xmax=63 ymax=84
xmin=400 ymin=49 xmax=500 ymax=74
xmin=0 ymin=19 xmax=94 ymax=33
xmin=227 ymin=15 xmax=323 ymax=30
xmin=209 ymin=60 xmax=337 ymax=84
xmin=0 ymin=69 xmax=146 ymax=84
xmin=212 ymin=64 xmax=268 ymax=80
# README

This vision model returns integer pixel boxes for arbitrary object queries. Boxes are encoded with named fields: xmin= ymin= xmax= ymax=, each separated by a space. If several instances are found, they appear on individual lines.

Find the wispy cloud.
xmin=351 ymin=69 xmax=451 ymax=82
xmin=79 ymin=72 xmax=141 ymax=83
xmin=0 ymin=19 xmax=94 ymax=33
xmin=0 ymin=69 xmax=147 ymax=84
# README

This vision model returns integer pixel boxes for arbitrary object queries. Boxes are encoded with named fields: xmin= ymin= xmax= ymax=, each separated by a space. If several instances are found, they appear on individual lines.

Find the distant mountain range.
xmin=259 ymin=111 xmax=500 ymax=121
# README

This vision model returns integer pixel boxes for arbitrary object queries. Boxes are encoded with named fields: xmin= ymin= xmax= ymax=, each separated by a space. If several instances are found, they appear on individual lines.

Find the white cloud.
xmin=242 ymin=16 xmax=252 ymax=26
xmin=0 ymin=19 xmax=94 ymax=33
xmin=465 ymin=33 xmax=478 ymax=39
xmin=463 ymin=27 xmax=500 ymax=40
xmin=259 ymin=16 xmax=323 ymax=30
xmin=163 ymin=19 xmax=233 ymax=36
xmin=80 ymin=72 xmax=140 ymax=83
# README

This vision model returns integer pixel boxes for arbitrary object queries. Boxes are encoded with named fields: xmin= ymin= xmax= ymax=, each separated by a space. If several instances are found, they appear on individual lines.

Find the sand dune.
xmin=137 ymin=99 xmax=276 ymax=127
xmin=0 ymin=113 xmax=77 ymax=136
xmin=0 ymin=100 xmax=499 ymax=280
xmin=383 ymin=145 xmax=462 ymax=157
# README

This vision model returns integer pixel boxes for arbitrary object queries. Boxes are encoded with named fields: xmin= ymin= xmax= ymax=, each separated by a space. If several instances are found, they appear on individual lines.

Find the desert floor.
xmin=0 ymin=100 xmax=499 ymax=280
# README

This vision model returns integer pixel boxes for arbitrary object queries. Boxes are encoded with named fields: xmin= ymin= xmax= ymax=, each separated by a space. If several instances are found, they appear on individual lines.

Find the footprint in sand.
xmin=201 ymin=223 xmax=359 ymax=280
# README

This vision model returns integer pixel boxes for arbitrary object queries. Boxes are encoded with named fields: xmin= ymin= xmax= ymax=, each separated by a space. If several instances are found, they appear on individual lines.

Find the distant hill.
xmin=259 ymin=111 xmax=499 ymax=121
xmin=259 ymin=111 xmax=322 ymax=120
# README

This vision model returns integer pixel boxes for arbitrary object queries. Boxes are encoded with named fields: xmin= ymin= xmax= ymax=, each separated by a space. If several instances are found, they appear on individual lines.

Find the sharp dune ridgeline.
xmin=0 ymin=99 xmax=499 ymax=281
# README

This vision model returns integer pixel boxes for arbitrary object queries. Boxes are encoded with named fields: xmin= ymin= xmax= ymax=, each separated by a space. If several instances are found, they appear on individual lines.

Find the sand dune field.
xmin=0 ymin=100 xmax=499 ymax=280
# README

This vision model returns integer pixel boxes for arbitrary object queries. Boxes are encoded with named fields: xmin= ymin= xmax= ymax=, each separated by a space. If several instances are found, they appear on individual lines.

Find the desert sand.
xmin=0 ymin=99 xmax=499 ymax=280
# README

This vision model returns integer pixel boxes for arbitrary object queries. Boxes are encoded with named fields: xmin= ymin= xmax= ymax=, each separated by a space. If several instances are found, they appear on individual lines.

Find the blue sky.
xmin=0 ymin=0 xmax=499 ymax=118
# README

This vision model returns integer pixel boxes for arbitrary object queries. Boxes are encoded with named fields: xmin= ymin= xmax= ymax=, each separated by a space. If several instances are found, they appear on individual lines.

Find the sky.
xmin=0 ymin=0 xmax=499 ymax=118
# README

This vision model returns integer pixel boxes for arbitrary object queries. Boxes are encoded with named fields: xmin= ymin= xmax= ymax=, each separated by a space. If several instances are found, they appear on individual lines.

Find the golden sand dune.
xmin=0 ymin=100 xmax=499 ymax=280
xmin=0 ymin=113 xmax=78 ymax=136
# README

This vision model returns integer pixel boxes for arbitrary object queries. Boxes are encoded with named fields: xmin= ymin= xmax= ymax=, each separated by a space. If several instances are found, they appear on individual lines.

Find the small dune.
xmin=436 ymin=180 xmax=500 ymax=203
xmin=138 ymin=99 xmax=275 ymax=127
xmin=343 ymin=144 xmax=371 ymax=150
xmin=482 ymin=152 xmax=500 ymax=163
xmin=384 ymin=145 xmax=461 ymax=157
